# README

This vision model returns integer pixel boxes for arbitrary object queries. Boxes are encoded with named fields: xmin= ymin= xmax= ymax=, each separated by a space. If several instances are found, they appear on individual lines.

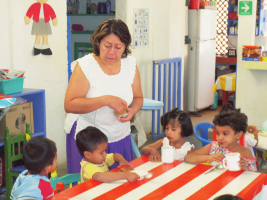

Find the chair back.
xmin=194 ymin=122 xmax=214 ymax=147
xmin=51 ymin=170 xmax=81 ymax=193
xmin=4 ymin=124 xmax=32 ymax=200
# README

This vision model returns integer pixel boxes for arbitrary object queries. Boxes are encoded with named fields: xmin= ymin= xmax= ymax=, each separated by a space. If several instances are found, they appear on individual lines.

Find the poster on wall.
xmin=133 ymin=9 xmax=149 ymax=47
xmin=24 ymin=0 xmax=58 ymax=56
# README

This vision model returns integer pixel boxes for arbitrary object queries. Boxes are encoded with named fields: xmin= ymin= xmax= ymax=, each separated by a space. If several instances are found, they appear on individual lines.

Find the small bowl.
xmin=132 ymin=170 xmax=148 ymax=180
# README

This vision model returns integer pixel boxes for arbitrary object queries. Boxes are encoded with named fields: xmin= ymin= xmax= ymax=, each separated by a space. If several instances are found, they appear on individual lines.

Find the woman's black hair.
xmin=160 ymin=108 xmax=193 ymax=137
xmin=213 ymin=111 xmax=247 ymax=133
xmin=76 ymin=126 xmax=108 ymax=157
xmin=90 ymin=18 xmax=131 ymax=58
xmin=23 ymin=136 xmax=57 ymax=174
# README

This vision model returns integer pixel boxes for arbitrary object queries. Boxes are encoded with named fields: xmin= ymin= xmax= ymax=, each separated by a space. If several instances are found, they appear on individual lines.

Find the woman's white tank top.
xmin=71 ymin=54 xmax=136 ymax=143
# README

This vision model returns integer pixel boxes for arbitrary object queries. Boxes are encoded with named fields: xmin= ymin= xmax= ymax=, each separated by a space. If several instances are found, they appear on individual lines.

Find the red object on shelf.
xmin=190 ymin=0 xmax=200 ymax=9
xmin=200 ymin=0 xmax=205 ymax=7
xmin=229 ymin=12 xmax=236 ymax=19
xmin=71 ymin=24 xmax=84 ymax=31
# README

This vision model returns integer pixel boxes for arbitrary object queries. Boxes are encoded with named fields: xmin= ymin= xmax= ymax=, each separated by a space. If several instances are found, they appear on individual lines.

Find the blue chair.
xmin=131 ymin=133 xmax=141 ymax=158
xmin=194 ymin=122 xmax=214 ymax=147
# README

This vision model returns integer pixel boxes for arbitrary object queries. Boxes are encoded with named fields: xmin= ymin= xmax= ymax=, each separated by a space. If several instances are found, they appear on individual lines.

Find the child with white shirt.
xmin=141 ymin=108 xmax=194 ymax=162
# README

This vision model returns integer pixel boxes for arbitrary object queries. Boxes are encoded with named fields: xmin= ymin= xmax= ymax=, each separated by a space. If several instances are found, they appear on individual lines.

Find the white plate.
xmin=132 ymin=170 xmax=148 ymax=180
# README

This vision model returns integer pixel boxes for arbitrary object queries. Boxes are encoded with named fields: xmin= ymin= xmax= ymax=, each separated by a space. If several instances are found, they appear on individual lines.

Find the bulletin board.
xmin=133 ymin=9 xmax=149 ymax=47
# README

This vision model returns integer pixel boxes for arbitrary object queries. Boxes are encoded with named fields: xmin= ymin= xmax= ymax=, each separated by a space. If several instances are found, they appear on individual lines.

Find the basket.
xmin=0 ymin=77 xmax=25 ymax=95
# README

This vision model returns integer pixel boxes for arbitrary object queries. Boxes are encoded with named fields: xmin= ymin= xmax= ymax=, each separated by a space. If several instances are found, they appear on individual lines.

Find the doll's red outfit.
xmin=26 ymin=2 xmax=56 ymax=23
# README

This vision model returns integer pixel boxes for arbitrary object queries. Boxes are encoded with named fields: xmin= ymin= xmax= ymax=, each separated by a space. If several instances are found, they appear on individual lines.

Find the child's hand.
xmin=207 ymin=153 xmax=225 ymax=163
xmin=126 ymin=172 xmax=140 ymax=183
xmin=238 ymin=157 xmax=249 ymax=171
xmin=149 ymin=149 xmax=161 ymax=162
xmin=253 ymin=127 xmax=259 ymax=136
xmin=118 ymin=160 xmax=134 ymax=170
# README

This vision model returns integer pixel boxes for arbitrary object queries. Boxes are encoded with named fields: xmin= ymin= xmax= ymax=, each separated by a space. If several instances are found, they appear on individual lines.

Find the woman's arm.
xmin=120 ymin=65 xmax=143 ymax=122
xmin=64 ymin=63 xmax=127 ymax=114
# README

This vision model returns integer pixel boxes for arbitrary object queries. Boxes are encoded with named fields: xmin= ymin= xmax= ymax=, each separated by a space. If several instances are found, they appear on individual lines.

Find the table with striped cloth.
xmin=49 ymin=156 xmax=267 ymax=200
xmin=212 ymin=72 xmax=236 ymax=107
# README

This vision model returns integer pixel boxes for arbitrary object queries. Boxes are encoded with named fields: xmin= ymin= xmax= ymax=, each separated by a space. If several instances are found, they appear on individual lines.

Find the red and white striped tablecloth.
xmin=49 ymin=156 xmax=267 ymax=200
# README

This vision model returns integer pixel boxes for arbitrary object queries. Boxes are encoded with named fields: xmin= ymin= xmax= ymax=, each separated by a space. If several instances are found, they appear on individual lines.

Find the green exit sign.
xmin=239 ymin=1 xmax=253 ymax=15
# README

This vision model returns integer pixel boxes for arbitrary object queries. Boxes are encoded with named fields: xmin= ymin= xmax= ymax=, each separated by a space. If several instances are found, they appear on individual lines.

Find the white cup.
xmin=223 ymin=153 xmax=240 ymax=171
xmin=161 ymin=147 xmax=175 ymax=163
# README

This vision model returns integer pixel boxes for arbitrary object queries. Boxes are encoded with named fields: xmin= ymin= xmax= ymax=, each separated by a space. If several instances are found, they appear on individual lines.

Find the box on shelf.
xmin=0 ymin=102 xmax=34 ymax=139
xmin=0 ymin=77 xmax=25 ymax=95
xmin=242 ymin=45 xmax=262 ymax=61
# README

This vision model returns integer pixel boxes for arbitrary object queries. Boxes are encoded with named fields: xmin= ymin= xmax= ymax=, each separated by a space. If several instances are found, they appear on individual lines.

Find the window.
xmin=216 ymin=0 xmax=228 ymax=55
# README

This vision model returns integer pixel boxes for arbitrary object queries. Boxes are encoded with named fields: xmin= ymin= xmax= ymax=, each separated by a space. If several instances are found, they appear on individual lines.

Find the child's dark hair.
xmin=213 ymin=111 xmax=247 ymax=133
xmin=213 ymin=194 xmax=242 ymax=200
xmin=23 ymin=136 xmax=57 ymax=174
xmin=160 ymin=108 xmax=193 ymax=137
xmin=220 ymin=103 xmax=240 ymax=114
xmin=240 ymin=113 xmax=247 ymax=121
xmin=76 ymin=126 xmax=108 ymax=157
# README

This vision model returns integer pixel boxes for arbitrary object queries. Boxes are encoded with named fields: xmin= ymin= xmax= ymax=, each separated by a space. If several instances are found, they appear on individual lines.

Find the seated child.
xmin=141 ymin=108 xmax=194 ymax=162
xmin=11 ymin=137 xmax=57 ymax=199
xmin=76 ymin=126 xmax=140 ymax=183
xmin=184 ymin=111 xmax=257 ymax=172
xmin=220 ymin=105 xmax=260 ymax=166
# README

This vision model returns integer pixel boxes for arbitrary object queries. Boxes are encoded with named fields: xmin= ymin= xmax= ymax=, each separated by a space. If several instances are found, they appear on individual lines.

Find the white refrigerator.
xmin=187 ymin=9 xmax=217 ymax=112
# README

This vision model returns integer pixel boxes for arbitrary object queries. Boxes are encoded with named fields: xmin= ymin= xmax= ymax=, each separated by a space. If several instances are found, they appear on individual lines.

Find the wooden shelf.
xmin=71 ymin=31 xmax=94 ymax=34
xmin=67 ymin=14 xmax=115 ymax=16
xmin=243 ymin=61 xmax=267 ymax=70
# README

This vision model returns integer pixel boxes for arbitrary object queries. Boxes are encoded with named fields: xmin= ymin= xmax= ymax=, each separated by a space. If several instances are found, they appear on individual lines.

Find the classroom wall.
xmin=1 ymin=0 xmax=68 ymax=171
xmin=116 ymin=0 xmax=186 ymax=133
xmin=1 ymin=0 xmax=186 ymax=172
xmin=236 ymin=0 xmax=267 ymax=128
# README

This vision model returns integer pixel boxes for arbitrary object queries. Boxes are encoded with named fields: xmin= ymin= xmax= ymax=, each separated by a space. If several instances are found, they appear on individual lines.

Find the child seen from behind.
xmin=76 ymin=126 xmax=140 ymax=183
xmin=11 ymin=137 xmax=57 ymax=200
xmin=184 ymin=111 xmax=257 ymax=172
xmin=141 ymin=108 xmax=194 ymax=162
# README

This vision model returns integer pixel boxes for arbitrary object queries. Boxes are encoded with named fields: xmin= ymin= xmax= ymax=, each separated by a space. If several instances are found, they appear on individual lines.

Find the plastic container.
xmin=0 ymin=77 xmax=25 ymax=95
xmin=86 ymin=0 xmax=91 ymax=14
xmin=189 ymin=0 xmax=200 ymax=9
xmin=211 ymin=92 xmax=218 ymax=109
xmin=106 ymin=0 xmax=111 ymax=14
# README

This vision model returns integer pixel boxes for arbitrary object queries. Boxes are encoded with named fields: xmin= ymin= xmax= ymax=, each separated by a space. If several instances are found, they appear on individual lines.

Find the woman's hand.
xmin=238 ymin=157 xmax=249 ymax=171
xmin=207 ymin=153 xmax=225 ymax=163
xmin=119 ymin=107 xmax=135 ymax=123
xmin=106 ymin=96 xmax=127 ymax=114
xmin=149 ymin=149 xmax=161 ymax=162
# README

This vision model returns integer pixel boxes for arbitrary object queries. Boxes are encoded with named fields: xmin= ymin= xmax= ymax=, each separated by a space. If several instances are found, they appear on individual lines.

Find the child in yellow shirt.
xmin=76 ymin=126 xmax=140 ymax=183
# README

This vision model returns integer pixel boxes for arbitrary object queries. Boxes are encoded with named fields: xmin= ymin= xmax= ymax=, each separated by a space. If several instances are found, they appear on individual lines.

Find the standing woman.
xmin=64 ymin=19 xmax=143 ymax=173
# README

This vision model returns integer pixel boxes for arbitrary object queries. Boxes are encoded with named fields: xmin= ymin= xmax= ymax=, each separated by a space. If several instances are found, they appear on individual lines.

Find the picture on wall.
xmin=24 ymin=0 xmax=58 ymax=56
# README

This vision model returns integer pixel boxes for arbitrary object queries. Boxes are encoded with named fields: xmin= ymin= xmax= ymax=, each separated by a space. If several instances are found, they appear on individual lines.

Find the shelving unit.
xmin=0 ymin=88 xmax=46 ymax=192
xmin=67 ymin=1 xmax=116 ymax=80
xmin=228 ymin=1 xmax=265 ymax=36
xmin=243 ymin=61 xmax=267 ymax=69
xmin=71 ymin=31 xmax=94 ymax=34
xmin=67 ymin=14 xmax=115 ymax=16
